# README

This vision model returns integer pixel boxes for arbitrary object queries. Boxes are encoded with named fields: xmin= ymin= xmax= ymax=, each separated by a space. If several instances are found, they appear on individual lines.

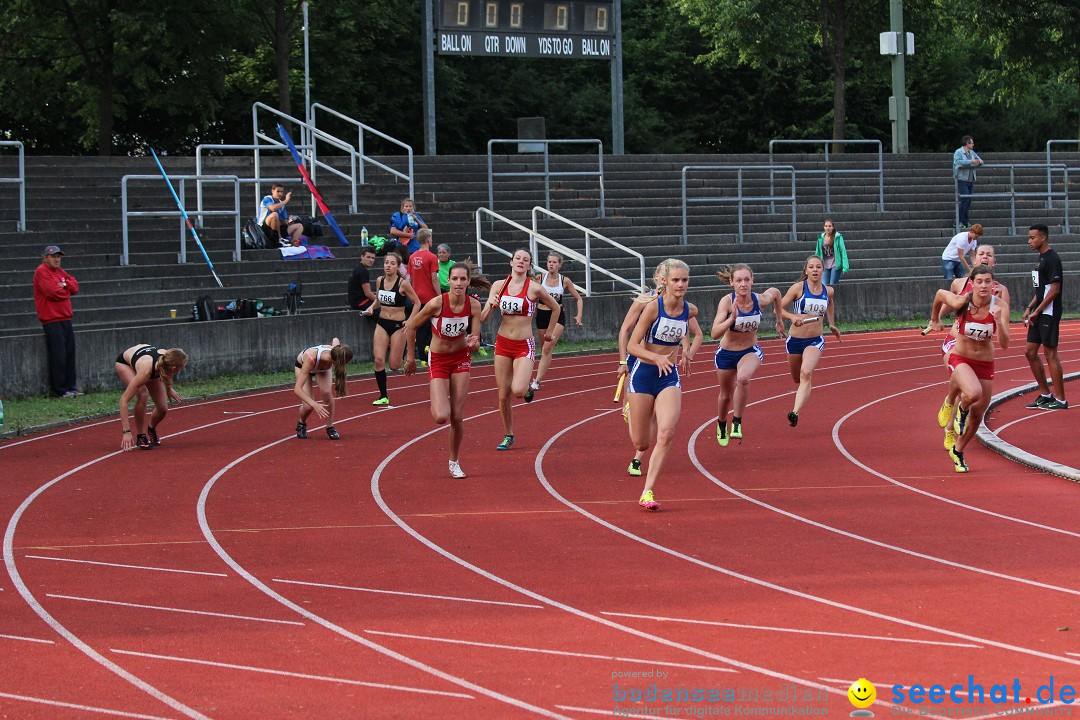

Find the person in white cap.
xmin=32 ymin=245 xmax=81 ymax=397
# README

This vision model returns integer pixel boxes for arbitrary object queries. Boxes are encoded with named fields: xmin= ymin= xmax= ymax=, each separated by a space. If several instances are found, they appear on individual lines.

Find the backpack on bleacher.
xmin=242 ymin=219 xmax=269 ymax=250
xmin=235 ymin=299 xmax=259 ymax=319
xmin=192 ymin=295 xmax=215 ymax=322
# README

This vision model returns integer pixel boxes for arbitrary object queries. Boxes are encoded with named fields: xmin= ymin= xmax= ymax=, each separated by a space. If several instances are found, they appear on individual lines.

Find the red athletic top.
xmin=957 ymin=297 xmax=997 ymax=342
xmin=495 ymin=275 xmax=536 ymax=317
xmin=431 ymin=293 xmax=471 ymax=340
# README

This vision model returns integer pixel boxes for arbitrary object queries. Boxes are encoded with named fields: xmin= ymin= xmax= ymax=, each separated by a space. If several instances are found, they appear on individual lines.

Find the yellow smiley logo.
xmin=848 ymin=678 xmax=876 ymax=709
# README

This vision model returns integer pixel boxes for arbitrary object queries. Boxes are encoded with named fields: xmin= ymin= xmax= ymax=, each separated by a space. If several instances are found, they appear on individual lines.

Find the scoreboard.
xmin=435 ymin=0 xmax=615 ymax=59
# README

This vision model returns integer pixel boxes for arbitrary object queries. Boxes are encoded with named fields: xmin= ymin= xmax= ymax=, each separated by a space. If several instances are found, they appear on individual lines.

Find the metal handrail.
xmin=682 ymin=165 xmax=797 ymax=244
xmin=1045 ymin=139 xmax=1080 ymax=209
xmin=195 ymin=143 xmax=302 ymax=226
xmin=252 ymin=102 xmax=359 ymax=213
xmin=0 ymin=141 xmax=26 ymax=231
xmin=487 ymin=139 xmax=605 ymax=216
xmin=767 ymin=139 xmax=885 ymax=212
xmin=311 ymin=103 xmax=415 ymax=198
xmin=121 ymin=174 xmax=242 ymax=266
xmin=954 ymin=163 xmax=1072 ymax=234
xmin=530 ymin=206 xmax=645 ymax=294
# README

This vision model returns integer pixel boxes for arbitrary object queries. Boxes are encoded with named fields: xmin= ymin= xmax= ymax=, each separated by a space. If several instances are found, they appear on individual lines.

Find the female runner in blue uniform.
xmin=711 ymin=264 xmax=784 ymax=445
xmin=927 ymin=264 xmax=1010 ymax=472
xmin=627 ymin=259 xmax=703 ymax=510
xmin=779 ymin=256 xmax=841 ymax=427
xmin=294 ymin=338 xmax=353 ymax=440
xmin=115 ymin=344 xmax=188 ymax=450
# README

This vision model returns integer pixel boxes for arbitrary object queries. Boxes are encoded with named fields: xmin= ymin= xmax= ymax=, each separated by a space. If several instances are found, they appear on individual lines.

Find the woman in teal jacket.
xmin=815 ymin=219 xmax=848 ymax=286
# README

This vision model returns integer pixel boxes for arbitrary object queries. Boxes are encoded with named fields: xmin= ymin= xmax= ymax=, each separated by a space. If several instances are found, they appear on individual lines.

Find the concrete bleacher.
xmin=1 ymin=148 xmax=1077 ymax=396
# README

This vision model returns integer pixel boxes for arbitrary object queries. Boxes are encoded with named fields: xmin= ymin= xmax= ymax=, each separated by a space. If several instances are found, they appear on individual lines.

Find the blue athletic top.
xmin=645 ymin=297 xmax=689 ymax=346
xmin=792 ymin=280 xmax=829 ymax=317
xmin=729 ymin=292 xmax=762 ymax=333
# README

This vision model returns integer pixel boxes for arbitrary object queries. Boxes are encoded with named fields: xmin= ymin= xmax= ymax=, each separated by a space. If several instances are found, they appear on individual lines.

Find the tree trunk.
xmin=97 ymin=65 xmax=114 ymax=156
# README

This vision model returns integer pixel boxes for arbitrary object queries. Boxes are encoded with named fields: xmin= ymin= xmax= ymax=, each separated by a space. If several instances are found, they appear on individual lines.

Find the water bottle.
xmin=361 ymin=226 xmax=369 ymax=246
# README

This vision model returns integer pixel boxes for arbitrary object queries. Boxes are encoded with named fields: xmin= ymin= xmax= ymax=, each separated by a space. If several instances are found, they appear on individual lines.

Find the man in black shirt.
xmin=347 ymin=247 xmax=378 ymax=313
xmin=1022 ymin=224 xmax=1068 ymax=409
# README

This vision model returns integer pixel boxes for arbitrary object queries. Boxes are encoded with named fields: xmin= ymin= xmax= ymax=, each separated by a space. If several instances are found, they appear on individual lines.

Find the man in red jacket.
xmin=33 ymin=245 xmax=81 ymax=397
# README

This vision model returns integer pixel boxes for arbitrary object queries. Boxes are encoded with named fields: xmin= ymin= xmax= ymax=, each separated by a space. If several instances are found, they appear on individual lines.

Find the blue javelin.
xmin=149 ymin=148 xmax=225 ymax=289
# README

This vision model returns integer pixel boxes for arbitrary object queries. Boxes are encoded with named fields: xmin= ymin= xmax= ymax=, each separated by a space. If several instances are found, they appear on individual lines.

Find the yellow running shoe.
xmin=937 ymin=399 xmax=954 ymax=428
xmin=943 ymin=426 xmax=957 ymax=450
xmin=638 ymin=490 xmax=660 ymax=511
xmin=948 ymin=446 xmax=969 ymax=473
xmin=627 ymin=458 xmax=642 ymax=477
xmin=730 ymin=419 xmax=742 ymax=439
xmin=716 ymin=420 xmax=729 ymax=447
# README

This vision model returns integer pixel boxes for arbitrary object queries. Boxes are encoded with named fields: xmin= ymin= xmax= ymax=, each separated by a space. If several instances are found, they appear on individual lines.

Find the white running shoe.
xmin=529 ymin=379 xmax=540 ymax=391
xmin=449 ymin=460 xmax=466 ymax=479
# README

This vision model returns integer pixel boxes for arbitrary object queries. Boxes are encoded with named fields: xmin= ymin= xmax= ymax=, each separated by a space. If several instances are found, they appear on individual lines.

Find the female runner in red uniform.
xmin=927 ymin=264 xmax=1010 ymax=472
xmin=404 ymin=263 xmax=488 ymax=478
xmin=116 ymin=344 xmax=188 ymax=450
xmin=479 ymin=248 xmax=562 ymax=450
xmin=293 ymin=338 xmax=353 ymax=440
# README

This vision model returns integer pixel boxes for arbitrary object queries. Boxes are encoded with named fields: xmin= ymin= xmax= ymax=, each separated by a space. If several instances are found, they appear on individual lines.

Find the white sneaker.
xmin=529 ymin=379 xmax=540 ymax=391
xmin=449 ymin=460 xmax=466 ymax=479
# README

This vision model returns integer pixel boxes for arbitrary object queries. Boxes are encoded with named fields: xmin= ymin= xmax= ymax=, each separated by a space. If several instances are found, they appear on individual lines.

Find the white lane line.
xmin=364 ymin=629 xmax=737 ymax=673
xmin=601 ymin=612 xmax=981 ymax=648
xmin=0 ymin=691 xmax=174 ymax=720
xmin=0 ymin=632 xmax=54 ymax=644
xmin=110 ymin=648 xmax=474 ymax=699
xmin=197 ymin=405 xmax=579 ymax=720
xmin=45 ymin=594 xmax=305 ymax=626
xmin=273 ymin=578 xmax=544 ymax=608
xmin=25 ymin=555 xmax=229 ymax=577
xmin=533 ymin=404 xmax=1080 ymax=670
xmin=4 ymin=455 xmax=212 ymax=720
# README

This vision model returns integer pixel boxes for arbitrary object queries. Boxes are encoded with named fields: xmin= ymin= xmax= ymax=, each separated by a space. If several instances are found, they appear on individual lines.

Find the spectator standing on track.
xmin=293 ymin=339 xmax=353 ymax=441
xmin=404 ymin=263 xmax=487 ymax=478
xmin=347 ymin=247 xmax=378 ymax=313
xmin=362 ymin=253 xmax=420 ymax=406
xmin=814 ymin=219 xmax=849 ymax=286
xmin=940 ymin=224 xmax=983 ymax=281
xmin=930 ymin=244 xmax=1011 ymax=449
xmin=258 ymin=184 xmax=304 ymax=247
xmin=480 ymin=248 xmax=562 ymax=451
xmin=115 ymin=344 xmax=187 ymax=450
xmin=711 ymin=264 xmax=784 ymax=446
xmin=952 ymin=135 xmax=983 ymax=228
xmin=928 ymin=265 xmax=1010 ymax=473
xmin=780 ymin=256 xmax=842 ymax=428
xmin=409 ymin=229 xmax=441 ymax=361
xmin=389 ymin=198 xmax=427 ymax=256
xmin=627 ymin=259 xmax=703 ymax=511
xmin=529 ymin=252 xmax=584 ymax=395
xmin=1022 ymin=224 xmax=1068 ymax=410
xmin=33 ymin=244 xmax=81 ymax=398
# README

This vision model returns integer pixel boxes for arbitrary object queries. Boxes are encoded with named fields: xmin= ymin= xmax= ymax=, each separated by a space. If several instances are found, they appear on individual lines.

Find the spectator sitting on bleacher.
xmin=259 ymin=183 xmax=304 ymax=247
xmin=389 ymin=198 xmax=427 ymax=255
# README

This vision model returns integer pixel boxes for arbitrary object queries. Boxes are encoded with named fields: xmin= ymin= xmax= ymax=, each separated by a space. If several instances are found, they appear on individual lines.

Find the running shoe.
xmin=449 ymin=460 xmax=466 ymax=479
xmin=523 ymin=387 xmax=535 ymax=403
xmin=372 ymin=397 xmax=390 ymax=406
xmin=296 ymin=421 xmax=307 ymax=439
xmin=622 ymin=402 xmax=630 ymax=423
xmin=1025 ymin=394 xmax=1053 ymax=409
xmin=326 ymin=426 xmax=340 ymax=440
xmin=954 ymin=405 xmax=969 ymax=435
xmin=716 ymin=420 xmax=729 ymax=447
xmin=530 ymin=379 xmax=540 ymax=391
xmin=627 ymin=458 xmax=642 ymax=477
xmin=943 ymin=426 xmax=957 ymax=450
xmin=787 ymin=411 xmax=799 ymax=427
xmin=147 ymin=425 xmax=161 ymax=447
xmin=136 ymin=433 xmax=152 ymax=450
xmin=948 ymin=446 xmax=969 ymax=473
xmin=1043 ymin=398 xmax=1069 ymax=410
xmin=496 ymin=434 xmax=515 ymax=451
xmin=937 ymin=399 xmax=954 ymax=428
xmin=730 ymin=419 xmax=743 ymax=439
xmin=418 ymin=361 xmax=428 ymax=368
xmin=638 ymin=490 xmax=660 ymax=511
xmin=61 ymin=390 xmax=83 ymax=399
xmin=477 ymin=346 xmax=489 ymax=358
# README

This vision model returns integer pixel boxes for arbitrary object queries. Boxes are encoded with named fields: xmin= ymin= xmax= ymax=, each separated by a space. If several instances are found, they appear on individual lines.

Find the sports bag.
xmin=192 ymin=295 xmax=215 ymax=321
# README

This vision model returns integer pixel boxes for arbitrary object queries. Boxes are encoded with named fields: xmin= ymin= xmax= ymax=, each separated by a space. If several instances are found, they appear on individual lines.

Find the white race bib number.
xmin=653 ymin=316 xmax=686 ymax=343
xmin=378 ymin=289 xmax=396 ymax=305
xmin=439 ymin=317 xmax=468 ymax=337
xmin=500 ymin=296 xmax=524 ymax=315
xmin=732 ymin=314 xmax=760 ymax=333
xmin=802 ymin=298 xmax=828 ymax=316
xmin=963 ymin=321 xmax=993 ymax=342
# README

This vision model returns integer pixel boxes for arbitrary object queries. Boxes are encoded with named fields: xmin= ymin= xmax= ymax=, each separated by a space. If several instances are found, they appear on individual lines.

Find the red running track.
xmin=2 ymin=324 xmax=1079 ymax=720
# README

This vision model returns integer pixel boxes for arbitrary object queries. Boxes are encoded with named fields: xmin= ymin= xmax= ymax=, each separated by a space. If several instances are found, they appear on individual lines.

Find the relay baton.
xmin=613 ymin=374 xmax=626 ymax=403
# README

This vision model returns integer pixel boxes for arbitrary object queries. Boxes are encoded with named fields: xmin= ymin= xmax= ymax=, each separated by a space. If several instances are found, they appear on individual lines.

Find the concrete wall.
xmin=0 ymin=275 xmax=1066 ymax=397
